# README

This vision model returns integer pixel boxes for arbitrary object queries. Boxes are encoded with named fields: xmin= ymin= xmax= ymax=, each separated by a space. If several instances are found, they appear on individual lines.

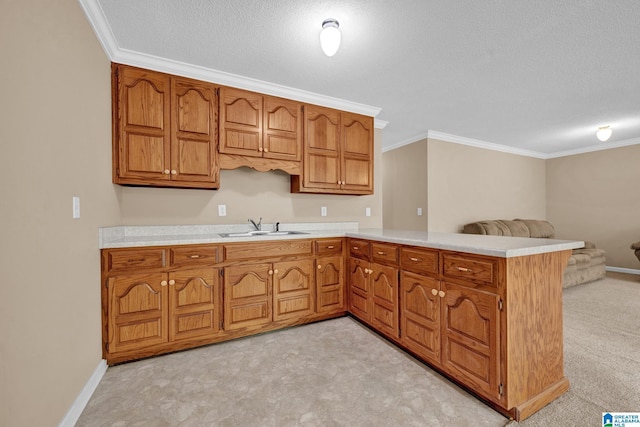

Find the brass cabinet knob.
xmin=168 ymin=279 xmax=175 ymax=285
xmin=274 ymin=269 xmax=279 ymax=274
xmin=264 ymin=148 xmax=269 ymax=152
xmin=259 ymin=147 xmax=263 ymax=152
xmin=438 ymin=290 xmax=445 ymax=298
xmin=431 ymin=289 xmax=438 ymax=296
xmin=161 ymin=280 xmax=168 ymax=287
xmin=317 ymin=265 xmax=322 ymax=269
xmin=171 ymin=170 xmax=177 ymax=175
xmin=163 ymin=169 xmax=170 ymax=175
xmin=268 ymin=270 xmax=273 ymax=275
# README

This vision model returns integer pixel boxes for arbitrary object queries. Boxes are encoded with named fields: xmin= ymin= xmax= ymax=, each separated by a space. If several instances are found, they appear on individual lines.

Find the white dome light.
xmin=596 ymin=125 xmax=613 ymax=142
xmin=320 ymin=19 xmax=341 ymax=57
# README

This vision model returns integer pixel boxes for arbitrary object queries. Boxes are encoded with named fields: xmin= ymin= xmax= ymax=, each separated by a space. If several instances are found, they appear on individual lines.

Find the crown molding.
xmin=79 ymin=0 xmax=382 ymax=119
xmin=381 ymin=132 xmax=429 ymax=152
xmin=545 ymin=137 xmax=640 ymax=159
xmin=426 ymin=131 xmax=548 ymax=159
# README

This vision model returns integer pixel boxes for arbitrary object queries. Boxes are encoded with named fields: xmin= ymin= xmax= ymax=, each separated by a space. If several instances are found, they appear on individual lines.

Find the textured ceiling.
xmin=90 ymin=0 xmax=640 ymax=156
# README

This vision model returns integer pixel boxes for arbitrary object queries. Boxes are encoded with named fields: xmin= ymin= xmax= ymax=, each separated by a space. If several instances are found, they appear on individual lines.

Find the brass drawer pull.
xmin=377 ymin=251 xmax=386 ymax=255
xmin=457 ymin=266 xmax=473 ymax=273
xmin=189 ymin=255 xmax=201 ymax=259
xmin=353 ymin=246 xmax=359 ymax=250
xmin=410 ymin=257 xmax=420 ymax=262
xmin=327 ymin=245 xmax=335 ymax=249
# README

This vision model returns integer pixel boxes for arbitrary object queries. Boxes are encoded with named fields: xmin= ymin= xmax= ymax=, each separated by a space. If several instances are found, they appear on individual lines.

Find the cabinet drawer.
xmin=224 ymin=240 xmax=313 ymax=261
xmin=315 ymin=239 xmax=343 ymax=255
xmin=400 ymin=247 xmax=438 ymax=275
xmin=372 ymin=242 xmax=399 ymax=265
xmin=349 ymin=239 xmax=371 ymax=260
xmin=104 ymin=247 xmax=166 ymax=274
xmin=169 ymin=245 xmax=219 ymax=267
xmin=442 ymin=253 xmax=497 ymax=287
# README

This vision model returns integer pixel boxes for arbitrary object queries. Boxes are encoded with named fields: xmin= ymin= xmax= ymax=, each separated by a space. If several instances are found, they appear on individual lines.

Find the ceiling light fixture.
xmin=320 ymin=18 xmax=341 ymax=57
xmin=596 ymin=125 xmax=613 ymax=142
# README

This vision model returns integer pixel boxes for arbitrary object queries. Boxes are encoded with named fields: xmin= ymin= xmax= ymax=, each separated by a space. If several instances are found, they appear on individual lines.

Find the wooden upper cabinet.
xmin=219 ymin=89 xmax=302 ymax=174
xmin=114 ymin=65 xmax=171 ymax=183
xmin=341 ymin=112 xmax=373 ymax=193
xmin=263 ymin=96 xmax=302 ymax=161
xmin=219 ymin=87 xmax=263 ymax=157
xmin=291 ymin=105 xmax=373 ymax=195
xmin=112 ymin=64 xmax=219 ymax=189
xmin=170 ymin=77 xmax=219 ymax=185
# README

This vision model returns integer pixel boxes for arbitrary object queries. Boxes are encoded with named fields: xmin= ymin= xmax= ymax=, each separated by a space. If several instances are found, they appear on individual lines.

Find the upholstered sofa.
xmin=631 ymin=241 xmax=640 ymax=263
xmin=461 ymin=219 xmax=606 ymax=288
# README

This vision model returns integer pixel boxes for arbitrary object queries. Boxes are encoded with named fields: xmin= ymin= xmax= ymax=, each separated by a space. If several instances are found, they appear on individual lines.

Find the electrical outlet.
xmin=72 ymin=196 xmax=80 ymax=219
xmin=365 ymin=207 xmax=371 ymax=217
xmin=417 ymin=207 xmax=423 ymax=216
xmin=218 ymin=204 xmax=227 ymax=216
xmin=321 ymin=206 xmax=327 ymax=217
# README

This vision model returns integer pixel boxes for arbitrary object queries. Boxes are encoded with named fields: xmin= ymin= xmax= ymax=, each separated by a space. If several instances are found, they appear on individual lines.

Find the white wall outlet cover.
xmin=218 ymin=204 xmax=227 ymax=216
xmin=365 ymin=207 xmax=371 ymax=216
xmin=321 ymin=206 xmax=327 ymax=216
xmin=72 ymin=196 xmax=80 ymax=219
xmin=417 ymin=207 xmax=423 ymax=216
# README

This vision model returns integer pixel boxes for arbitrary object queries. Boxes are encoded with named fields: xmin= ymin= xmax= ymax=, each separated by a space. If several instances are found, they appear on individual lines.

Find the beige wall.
xmin=382 ymin=139 xmax=428 ymax=230
xmin=0 ymin=2 xmax=382 ymax=425
xmin=547 ymin=144 xmax=640 ymax=270
xmin=427 ymin=139 xmax=547 ymax=232
xmin=0 ymin=0 xmax=120 ymax=426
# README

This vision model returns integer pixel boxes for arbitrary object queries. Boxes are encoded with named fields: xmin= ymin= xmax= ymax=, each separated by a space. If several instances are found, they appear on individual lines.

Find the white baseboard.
xmin=606 ymin=266 xmax=640 ymax=275
xmin=58 ymin=359 xmax=108 ymax=427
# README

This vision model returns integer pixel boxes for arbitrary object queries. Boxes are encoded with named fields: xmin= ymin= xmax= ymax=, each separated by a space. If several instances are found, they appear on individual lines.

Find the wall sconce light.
xmin=596 ymin=125 xmax=613 ymax=142
xmin=320 ymin=18 xmax=341 ymax=57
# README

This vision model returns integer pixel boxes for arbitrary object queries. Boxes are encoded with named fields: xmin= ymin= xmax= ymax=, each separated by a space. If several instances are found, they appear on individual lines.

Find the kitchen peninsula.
xmin=99 ymin=222 xmax=582 ymax=421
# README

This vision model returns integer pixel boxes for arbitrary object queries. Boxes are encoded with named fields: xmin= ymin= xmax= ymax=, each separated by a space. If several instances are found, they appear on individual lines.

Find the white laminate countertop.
xmin=99 ymin=222 xmax=584 ymax=258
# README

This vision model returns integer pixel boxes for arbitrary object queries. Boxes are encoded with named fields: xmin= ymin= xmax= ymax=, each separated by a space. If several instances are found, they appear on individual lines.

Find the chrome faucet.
xmin=248 ymin=217 xmax=262 ymax=231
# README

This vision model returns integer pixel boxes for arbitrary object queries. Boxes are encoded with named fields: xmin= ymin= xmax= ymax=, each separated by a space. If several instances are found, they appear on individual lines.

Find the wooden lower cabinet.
xmin=223 ymin=262 xmax=272 ymax=330
xmin=440 ymin=281 xmax=501 ymax=401
xmin=348 ymin=257 xmax=399 ymax=339
xmin=224 ymin=259 xmax=315 ymax=329
xmin=273 ymin=259 xmax=314 ymax=321
xmin=315 ymin=256 xmax=345 ymax=313
xmin=400 ymin=271 xmax=441 ymax=365
xmin=107 ymin=267 xmax=222 ymax=355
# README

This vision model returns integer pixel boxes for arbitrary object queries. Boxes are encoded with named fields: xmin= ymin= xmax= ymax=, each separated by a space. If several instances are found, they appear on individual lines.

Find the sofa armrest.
xmin=631 ymin=241 xmax=640 ymax=250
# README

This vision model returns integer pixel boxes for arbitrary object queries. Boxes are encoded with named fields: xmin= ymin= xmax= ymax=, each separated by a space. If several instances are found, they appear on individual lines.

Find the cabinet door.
xmin=301 ymin=105 xmax=341 ymax=191
xmin=400 ymin=271 xmax=441 ymax=365
xmin=170 ymin=77 xmax=219 ymax=185
xmin=219 ymin=87 xmax=263 ymax=157
xmin=370 ymin=263 xmax=399 ymax=338
xmin=273 ymin=259 xmax=314 ymax=321
xmin=441 ymin=281 xmax=501 ymax=400
xmin=316 ymin=256 xmax=345 ymax=313
xmin=224 ymin=263 xmax=272 ymax=330
xmin=263 ymin=96 xmax=302 ymax=161
xmin=115 ymin=65 xmax=171 ymax=182
xmin=340 ymin=112 xmax=373 ymax=194
xmin=348 ymin=257 xmax=370 ymax=322
xmin=107 ymin=273 xmax=169 ymax=353
xmin=168 ymin=268 xmax=221 ymax=341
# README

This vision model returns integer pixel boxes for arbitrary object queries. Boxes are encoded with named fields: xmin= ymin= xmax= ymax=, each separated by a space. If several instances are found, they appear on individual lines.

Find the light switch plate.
xmin=417 ymin=208 xmax=423 ymax=216
xmin=218 ymin=204 xmax=227 ymax=216
xmin=365 ymin=207 xmax=371 ymax=217
xmin=321 ymin=206 xmax=327 ymax=217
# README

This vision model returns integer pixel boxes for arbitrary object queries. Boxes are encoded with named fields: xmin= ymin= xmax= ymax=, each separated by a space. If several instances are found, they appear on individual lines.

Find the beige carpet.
xmin=77 ymin=273 xmax=640 ymax=427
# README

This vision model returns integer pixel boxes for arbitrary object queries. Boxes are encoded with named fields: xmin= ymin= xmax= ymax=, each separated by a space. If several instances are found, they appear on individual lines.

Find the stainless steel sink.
xmin=218 ymin=230 xmax=309 ymax=238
